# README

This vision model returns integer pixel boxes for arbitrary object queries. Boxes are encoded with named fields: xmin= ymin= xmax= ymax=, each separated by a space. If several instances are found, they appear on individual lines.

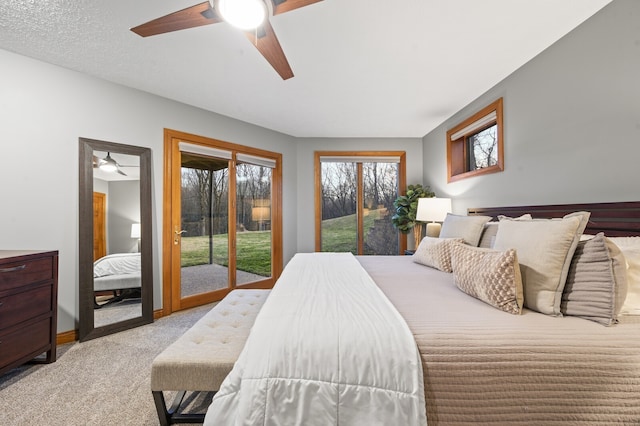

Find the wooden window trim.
xmin=447 ymin=98 xmax=504 ymax=183
xmin=314 ymin=151 xmax=407 ymax=254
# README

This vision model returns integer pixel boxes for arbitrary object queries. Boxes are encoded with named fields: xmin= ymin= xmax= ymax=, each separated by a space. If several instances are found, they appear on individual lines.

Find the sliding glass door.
xmin=179 ymin=152 xmax=230 ymax=299
xmin=235 ymin=157 xmax=273 ymax=285
xmin=164 ymin=130 xmax=282 ymax=313
xmin=315 ymin=152 xmax=406 ymax=255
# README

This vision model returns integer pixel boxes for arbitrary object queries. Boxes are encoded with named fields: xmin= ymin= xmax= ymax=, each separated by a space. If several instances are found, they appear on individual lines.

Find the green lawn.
xmin=321 ymin=209 xmax=382 ymax=253
xmin=181 ymin=209 xmax=391 ymax=275
xmin=181 ymin=231 xmax=272 ymax=276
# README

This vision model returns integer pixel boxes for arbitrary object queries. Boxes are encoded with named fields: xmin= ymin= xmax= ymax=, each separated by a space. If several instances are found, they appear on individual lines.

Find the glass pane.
xmin=236 ymin=162 xmax=272 ymax=285
xmin=180 ymin=154 xmax=230 ymax=298
xmin=362 ymin=162 xmax=399 ymax=255
xmin=466 ymin=124 xmax=498 ymax=171
xmin=92 ymin=151 xmax=142 ymax=327
xmin=320 ymin=162 xmax=357 ymax=254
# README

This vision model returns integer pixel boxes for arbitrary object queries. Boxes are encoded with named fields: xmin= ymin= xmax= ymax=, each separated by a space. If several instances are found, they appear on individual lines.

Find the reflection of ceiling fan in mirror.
xmin=130 ymin=0 xmax=323 ymax=80
xmin=93 ymin=152 xmax=139 ymax=177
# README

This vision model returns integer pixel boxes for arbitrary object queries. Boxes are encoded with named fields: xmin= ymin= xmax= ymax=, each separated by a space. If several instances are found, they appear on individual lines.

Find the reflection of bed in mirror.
xmin=93 ymin=252 xmax=141 ymax=308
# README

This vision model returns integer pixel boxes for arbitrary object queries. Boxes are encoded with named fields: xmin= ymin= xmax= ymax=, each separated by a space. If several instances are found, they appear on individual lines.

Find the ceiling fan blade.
xmin=131 ymin=2 xmax=221 ymax=37
xmin=245 ymin=21 xmax=294 ymax=80
xmin=116 ymin=168 xmax=128 ymax=176
xmin=271 ymin=0 xmax=323 ymax=16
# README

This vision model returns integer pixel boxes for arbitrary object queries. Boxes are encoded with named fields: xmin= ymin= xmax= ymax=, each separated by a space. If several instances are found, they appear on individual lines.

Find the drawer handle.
xmin=0 ymin=264 xmax=26 ymax=273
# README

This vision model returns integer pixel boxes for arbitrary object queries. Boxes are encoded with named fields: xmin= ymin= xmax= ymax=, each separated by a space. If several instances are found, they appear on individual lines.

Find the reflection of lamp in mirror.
xmin=416 ymin=198 xmax=452 ymax=238
xmin=252 ymin=199 xmax=270 ymax=231
xmin=251 ymin=206 xmax=270 ymax=231
xmin=131 ymin=223 xmax=141 ymax=252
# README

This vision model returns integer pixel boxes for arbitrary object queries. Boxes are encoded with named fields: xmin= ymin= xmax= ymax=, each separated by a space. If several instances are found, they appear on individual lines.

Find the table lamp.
xmin=416 ymin=198 xmax=452 ymax=238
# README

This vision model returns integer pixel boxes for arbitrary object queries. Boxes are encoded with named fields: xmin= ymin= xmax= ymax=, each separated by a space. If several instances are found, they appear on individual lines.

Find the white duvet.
xmin=204 ymin=252 xmax=426 ymax=426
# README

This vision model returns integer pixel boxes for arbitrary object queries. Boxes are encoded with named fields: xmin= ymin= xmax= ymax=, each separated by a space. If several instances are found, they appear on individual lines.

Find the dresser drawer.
xmin=0 ymin=318 xmax=51 ymax=368
xmin=0 ymin=257 xmax=53 ymax=291
xmin=0 ymin=285 xmax=52 ymax=331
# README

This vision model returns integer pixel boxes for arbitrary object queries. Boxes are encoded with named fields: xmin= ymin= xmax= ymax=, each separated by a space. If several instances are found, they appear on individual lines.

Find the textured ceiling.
xmin=0 ymin=0 xmax=611 ymax=137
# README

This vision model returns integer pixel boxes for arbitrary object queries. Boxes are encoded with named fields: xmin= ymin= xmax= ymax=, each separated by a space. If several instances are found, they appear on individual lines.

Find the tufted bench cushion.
xmin=151 ymin=289 xmax=270 ymax=392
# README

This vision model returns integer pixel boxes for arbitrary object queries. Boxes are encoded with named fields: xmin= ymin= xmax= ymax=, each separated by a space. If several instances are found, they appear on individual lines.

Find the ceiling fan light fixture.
xmin=99 ymin=153 xmax=118 ymax=173
xmin=216 ymin=0 xmax=266 ymax=30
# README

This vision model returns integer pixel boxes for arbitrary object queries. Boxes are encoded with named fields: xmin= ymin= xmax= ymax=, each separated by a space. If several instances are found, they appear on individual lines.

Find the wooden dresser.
xmin=0 ymin=250 xmax=58 ymax=376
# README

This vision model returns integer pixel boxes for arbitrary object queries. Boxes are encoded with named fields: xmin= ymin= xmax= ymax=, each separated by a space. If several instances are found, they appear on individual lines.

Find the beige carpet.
xmin=0 ymin=303 xmax=216 ymax=426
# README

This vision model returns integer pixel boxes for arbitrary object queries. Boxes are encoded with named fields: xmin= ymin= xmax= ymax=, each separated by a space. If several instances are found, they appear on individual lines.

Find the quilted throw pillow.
xmin=450 ymin=243 xmax=524 ymax=315
xmin=412 ymin=237 xmax=464 ymax=273
xmin=561 ymin=233 xmax=628 ymax=326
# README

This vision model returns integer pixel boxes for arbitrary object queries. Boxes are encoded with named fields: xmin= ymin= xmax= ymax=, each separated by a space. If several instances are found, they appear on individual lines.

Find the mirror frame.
xmin=79 ymin=137 xmax=153 ymax=342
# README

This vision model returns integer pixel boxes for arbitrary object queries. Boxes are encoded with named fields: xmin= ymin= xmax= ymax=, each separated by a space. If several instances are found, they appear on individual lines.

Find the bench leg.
xmin=153 ymin=390 xmax=214 ymax=425
xmin=153 ymin=390 xmax=173 ymax=426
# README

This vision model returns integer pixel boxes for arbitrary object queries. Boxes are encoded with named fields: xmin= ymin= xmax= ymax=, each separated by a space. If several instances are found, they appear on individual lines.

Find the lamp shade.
xmin=130 ymin=223 xmax=141 ymax=239
xmin=416 ymin=198 xmax=452 ymax=222
xmin=251 ymin=206 xmax=270 ymax=222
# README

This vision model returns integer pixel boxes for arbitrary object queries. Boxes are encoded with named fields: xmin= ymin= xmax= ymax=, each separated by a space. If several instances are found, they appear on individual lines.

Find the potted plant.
xmin=391 ymin=184 xmax=435 ymax=249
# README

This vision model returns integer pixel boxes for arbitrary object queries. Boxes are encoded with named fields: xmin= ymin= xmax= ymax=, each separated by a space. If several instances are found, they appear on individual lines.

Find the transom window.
xmin=447 ymin=98 xmax=503 ymax=182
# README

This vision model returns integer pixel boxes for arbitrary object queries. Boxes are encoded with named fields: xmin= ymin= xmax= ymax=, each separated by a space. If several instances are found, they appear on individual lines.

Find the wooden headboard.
xmin=468 ymin=201 xmax=640 ymax=237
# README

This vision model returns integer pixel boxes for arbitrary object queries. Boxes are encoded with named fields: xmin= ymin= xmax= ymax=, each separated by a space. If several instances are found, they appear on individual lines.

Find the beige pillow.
xmin=497 ymin=214 xmax=533 ymax=221
xmin=493 ymin=212 xmax=590 ymax=316
xmin=412 ymin=236 xmax=464 ymax=273
xmin=609 ymin=236 xmax=640 ymax=316
xmin=439 ymin=214 xmax=492 ymax=246
xmin=477 ymin=222 xmax=499 ymax=249
xmin=561 ymin=233 xmax=628 ymax=326
xmin=478 ymin=215 xmax=533 ymax=249
xmin=450 ymin=243 xmax=523 ymax=315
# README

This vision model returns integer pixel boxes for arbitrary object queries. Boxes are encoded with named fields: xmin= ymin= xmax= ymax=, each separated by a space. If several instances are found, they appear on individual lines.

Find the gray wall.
xmin=295 ymin=138 xmax=424 ymax=253
xmin=0 ymin=48 xmax=298 ymax=333
xmin=422 ymin=0 xmax=640 ymax=214
xmin=107 ymin=180 xmax=140 ymax=254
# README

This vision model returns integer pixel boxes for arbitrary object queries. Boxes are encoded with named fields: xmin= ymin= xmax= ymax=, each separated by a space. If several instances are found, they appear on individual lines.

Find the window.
xmin=447 ymin=98 xmax=503 ymax=182
xmin=314 ymin=152 xmax=407 ymax=255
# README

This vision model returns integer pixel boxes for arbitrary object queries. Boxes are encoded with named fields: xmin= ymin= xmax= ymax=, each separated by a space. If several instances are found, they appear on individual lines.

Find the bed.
xmin=93 ymin=252 xmax=141 ymax=308
xmin=204 ymin=201 xmax=640 ymax=424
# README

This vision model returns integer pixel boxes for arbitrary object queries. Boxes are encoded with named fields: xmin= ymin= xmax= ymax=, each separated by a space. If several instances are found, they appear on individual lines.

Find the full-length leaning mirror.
xmin=79 ymin=138 xmax=153 ymax=342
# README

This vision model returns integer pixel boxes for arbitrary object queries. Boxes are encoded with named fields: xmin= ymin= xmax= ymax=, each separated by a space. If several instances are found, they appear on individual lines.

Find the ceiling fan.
xmin=130 ymin=0 xmax=323 ymax=80
xmin=93 ymin=153 xmax=138 ymax=176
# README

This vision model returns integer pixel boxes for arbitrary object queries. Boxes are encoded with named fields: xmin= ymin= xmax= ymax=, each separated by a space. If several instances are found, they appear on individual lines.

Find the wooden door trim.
xmin=162 ymin=128 xmax=283 ymax=315
xmin=162 ymin=132 xmax=175 ymax=316
xmin=93 ymin=192 xmax=106 ymax=261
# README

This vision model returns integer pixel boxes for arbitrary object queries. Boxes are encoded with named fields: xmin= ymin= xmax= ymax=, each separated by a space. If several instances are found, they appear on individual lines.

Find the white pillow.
xmin=608 ymin=237 xmax=640 ymax=316
xmin=439 ymin=214 xmax=492 ymax=246
xmin=493 ymin=212 xmax=590 ymax=316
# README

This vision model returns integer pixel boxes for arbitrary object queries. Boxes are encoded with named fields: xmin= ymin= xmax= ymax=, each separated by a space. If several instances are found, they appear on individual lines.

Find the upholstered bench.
xmin=151 ymin=289 xmax=270 ymax=425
